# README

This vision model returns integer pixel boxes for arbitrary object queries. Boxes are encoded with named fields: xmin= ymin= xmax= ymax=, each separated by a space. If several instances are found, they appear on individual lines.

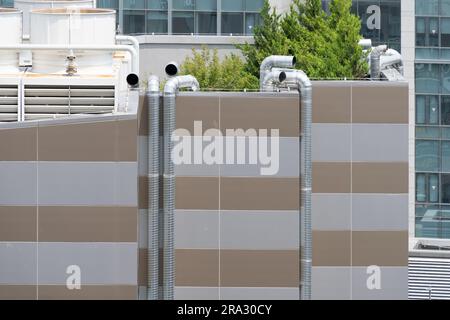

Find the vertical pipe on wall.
xmin=282 ymin=70 xmax=312 ymax=300
xmin=370 ymin=45 xmax=387 ymax=80
xmin=163 ymin=75 xmax=199 ymax=300
xmin=147 ymin=75 xmax=160 ymax=300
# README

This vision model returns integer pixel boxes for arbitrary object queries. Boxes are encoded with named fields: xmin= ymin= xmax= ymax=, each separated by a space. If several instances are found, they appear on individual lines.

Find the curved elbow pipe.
xmin=162 ymin=75 xmax=199 ymax=300
xmin=380 ymin=49 xmax=403 ymax=75
xmin=146 ymin=75 xmax=160 ymax=300
xmin=370 ymin=45 xmax=388 ymax=80
xmin=260 ymin=55 xmax=296 ymax=90
xmin=358 ymin=39 xmax=372 ymax=50
xmin=281 ymin=70 xmax=312 ymax=300
xmin=261 ymin=69 xmax=287 ymax=92
xmin=116 ymin=35 xmax=140 ymax=73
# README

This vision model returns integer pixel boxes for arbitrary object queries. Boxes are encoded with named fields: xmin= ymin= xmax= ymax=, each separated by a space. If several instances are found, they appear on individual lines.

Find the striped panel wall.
xmin=172 ymin=93 xmax=300 ymax=300
xmin=311 ymin=81 xmax=409 ymax=300
xmin=0 ymin=114 xmax=140 ymax=300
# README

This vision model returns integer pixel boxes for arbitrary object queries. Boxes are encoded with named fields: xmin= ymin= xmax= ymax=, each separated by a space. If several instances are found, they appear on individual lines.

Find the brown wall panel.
xmin=37 ymin=285 xmax=137 ymax=300
xmin=175 ymin=249 xmax=219 ymax=287
xmin=352 ymin=231 xmax=409 ymax=267
xmin=0 ymin=127 xmax=37 ymax=161
xmin=220 ymin=177 xmax=299 ymax=210
xmin=352 ymin=85 xmax=408 ymax=124
xmin=220 ymin=249 xmax=299 ymax=287
xmin=176 ymin=96 xmax=220 ymax=134
xmin=38 ymin=206 xmax=137 ymax=242
xmin=0 ymin=285 xmax=37 ymax=300
xmin=312 ymin=85 xmax=351 ymax=123
xmin=176 ymin=177 xmax=219 ymax=210
xmin=220 ymin=96 xmax=299 ymax=137
xmin=312 ymin=162 xmax=351 ymax=193
xmin=0 ymin=206 xmax=36 ymax=241
xmin=312 ymin=231 xmax=351 ymax=266
xmin=352 ymin=162 xmax=408 ymax=194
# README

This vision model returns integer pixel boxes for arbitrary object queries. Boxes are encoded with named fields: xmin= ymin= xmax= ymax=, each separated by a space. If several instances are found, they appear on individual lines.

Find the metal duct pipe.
xmin=358 ymin=39 xmax=372 ymax=50
xmin=281 ymin=70 xmax=312 ymax=300
xmin=259 ymin=55 xmax=296 ymax=90
xmin=116 ymin=35 xmax=140 ymax=71
xmin=0 ymin=44 xmax=139 ymax=74
xmin=163 ymin=75 xmax=199 ymax=300
xmin=370 ymin=45 xmax=388 ymax=80
xmin=380 ymin=48 xmax=403 ymax=75
xmin=261 ymin=70 xmax=287 ymax=92
xmin=147 ymin=75 xmax=160 ymax=300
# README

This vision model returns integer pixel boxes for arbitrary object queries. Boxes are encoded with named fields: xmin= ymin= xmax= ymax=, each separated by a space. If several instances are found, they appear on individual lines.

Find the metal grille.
xmin=409 ymin=257 xmax=450 ymax=300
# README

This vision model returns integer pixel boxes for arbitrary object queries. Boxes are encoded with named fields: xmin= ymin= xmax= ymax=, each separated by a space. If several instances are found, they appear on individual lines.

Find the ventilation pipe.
xmin=259 ymin=55 xmax=296 ymax=90
xmin=281 ymin=69 xmax=312 ymax=300
xmin=370 ymin=45 xmax=388 ymax=80
xmin=358 ymin=39 xmax=372 ymax=50
xmin=261 ymin=70 xmax=287 ymax=92
xmin=380 ymin=48 xmax=404 ymax=75
xmin=163 ymin=75 xmax=199 ymax=300
xmin=147 ymin=75 xmax=160 ymax=300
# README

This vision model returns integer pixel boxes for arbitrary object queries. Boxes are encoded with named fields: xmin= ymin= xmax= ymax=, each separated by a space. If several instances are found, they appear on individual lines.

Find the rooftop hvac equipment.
xmin=15 ymin=0 xmax=95 ymax=35
xmin=0 ymin=8 xmax=22 ymax=73
xmin=29 ymin=8 xmax=116 ymax=75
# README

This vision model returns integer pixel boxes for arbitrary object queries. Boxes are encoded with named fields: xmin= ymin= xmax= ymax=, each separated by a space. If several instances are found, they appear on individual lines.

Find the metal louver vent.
xmin=409 ymin=257 xmax=450 ymax=300
xmin=23 ymin=85 xmax=115 ymax=120
xmin=0 ymin=85 xmax=19 ymax=121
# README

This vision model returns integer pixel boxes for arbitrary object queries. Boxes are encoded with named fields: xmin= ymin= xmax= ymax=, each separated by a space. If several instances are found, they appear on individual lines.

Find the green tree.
xmin=180 ymin=46 xmax=259 ymax=90
xmin=240 ymin=0 xmax=368 ymax=79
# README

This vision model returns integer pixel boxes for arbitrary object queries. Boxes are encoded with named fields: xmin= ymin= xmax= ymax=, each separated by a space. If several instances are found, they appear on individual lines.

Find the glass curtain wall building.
xmin=322 ymin=0 xmax=401 ymax=51
xmin=415 ymin=0 xmax=450 ymax=239
xmin=96 ymin=0 xmax=263 ymax=35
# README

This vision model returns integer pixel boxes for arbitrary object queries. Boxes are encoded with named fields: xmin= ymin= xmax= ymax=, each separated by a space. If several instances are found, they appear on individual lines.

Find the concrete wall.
xmin=137 ymin=35 xmax=253 ymax=80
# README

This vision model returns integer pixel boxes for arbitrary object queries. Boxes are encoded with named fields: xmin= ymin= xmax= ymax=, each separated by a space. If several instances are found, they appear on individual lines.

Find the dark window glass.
xmin=416 ymin=95 xmax=439 ymax=125
xmin=245 ymin=12 xmax=261 ymax=35
xmin=443 ymin=0 xmax=450 ymax=16
xmin=221 ymin=12 xmax=244 ymax=35
xmin=442 ymin=18 xmax=450 ymax=47
xmin=442 ymin=96 xmax=450 ymax=125
xmin=416 ymin=0 xmax=439 ymax=16
xmin=442 ymin=174 xmax=450 ymax=203
xmin=147 ymin=11 xmax=168 ymax=34
xmin=245 ymin=0 xmax=264 ymax=11
xmin=173 ymin=11 xmax=195 ymax=34
xmin=197 ymin=12 xmax=217 ymax=34
xmin=416 ymin=204 xmax=440 ymax=238
xmin=416 ymin=63 xmax=440 ymax=94
xmin=123 ymin=10 xmax=145 ymax=34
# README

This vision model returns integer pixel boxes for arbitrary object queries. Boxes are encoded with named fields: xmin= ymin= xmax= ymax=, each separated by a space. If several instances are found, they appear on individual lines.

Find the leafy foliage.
xmin=180 ymin=46 xmax=259 ymax=90
xmin=240 ymin=0 xmax=368 ymax=79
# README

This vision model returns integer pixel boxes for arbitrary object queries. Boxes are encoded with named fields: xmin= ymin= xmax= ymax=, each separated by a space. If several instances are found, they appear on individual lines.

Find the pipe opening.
xmin=126 ymin=73 xmax=139 ymax=87
xmin=279 ymin=71 xmax=287 ymax=82
xmin=165 ymin=63 xmax=178 ymax=77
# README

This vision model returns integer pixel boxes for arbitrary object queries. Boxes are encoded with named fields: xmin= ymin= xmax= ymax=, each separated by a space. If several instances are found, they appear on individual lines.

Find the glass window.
xmin=196 ymin=0 xmax=216 ymax=11
xmin=443 ymin=142 xmax=450 ymax=172
xmin=245 ymin=0 xmax=264 ymax=11
xmin=416 ymin=64 xmax=440 ymax=94
xmin=443 ymin=0 xmax=450 ymax=16
xmin=416 ymin=17 xmax=426 ymax=46
xmin=222 ymin=12 xmax=244 ymax=35
xmin=416 ymin=204 xmax=440 ymax=238
xmin=416 ymin=140 xmax=440 ymax=172
xmin=222 ymin=0 xmax=244 ymax=11
xmin=417 ymin=173 xmax=427 ymax=202
xmin=380 ymin=1 xmax=400 ymax=43
xmin=416 ymin=95 xmax=439 ymax=125
xmin=442 ymin=18 xmax=450 ymax=47
xmin=173 ymin=0 xmax=195 ymax=10
xmin=197 ymin=12 xmax=217 ymax=34
xmin=442 ymin=174 xmax=450 ymax=203
xmin=443 ymin=65 xmax=450 ymax=94
xmin=123 ymin=10 xmax=145 ymax=34
xmin=173 ymin=11 xmax=195 ymax=34
xmin=416 ymin=0 xmax=439 ymax=16
xmin=245 ymin=12 xmax=260 ymax=35
xmin=147 ymin=11 xmax=168 ymax=34
xmin=430 ymin=174 xmax=440 ymax=202
xmin=97 ymin=0 xmax=119 ymax=8
xmin=417 ymin=127 xmax=440 ymax=139
xmin=123 ymin=0 xmax=145 ymax=9
xmin=147 ymin=0 xmax=168 ymax=10
xmin=442 ymin=96 xmax=450 ymax=125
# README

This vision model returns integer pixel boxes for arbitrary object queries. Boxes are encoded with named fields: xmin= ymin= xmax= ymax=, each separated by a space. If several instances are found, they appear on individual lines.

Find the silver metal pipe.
xmin=358 ymin=39 xmax=372 ymax=50
xmin=116 ymin=35 xmax=140 ymax=72
xmin=370 ymin=45 xmax=388 ymax=80
xmin=261 ymin=70 xmax=287 ymax=92
xmin=147 ymin=75 xmax=159 ymax=300
xmin=380 ymin=48 xmax=403 ymax=75
xmin=282 ymin=70 xmax=312 ymax=300
xmin=259 ymin=55 xmax=296 ymax=90
xmin=163 ymin=75 xmax=199 ymax=300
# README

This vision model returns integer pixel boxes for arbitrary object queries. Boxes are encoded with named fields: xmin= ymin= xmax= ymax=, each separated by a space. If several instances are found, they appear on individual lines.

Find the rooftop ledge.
xmin=135 ymin=34 xmax=254 ymax=45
